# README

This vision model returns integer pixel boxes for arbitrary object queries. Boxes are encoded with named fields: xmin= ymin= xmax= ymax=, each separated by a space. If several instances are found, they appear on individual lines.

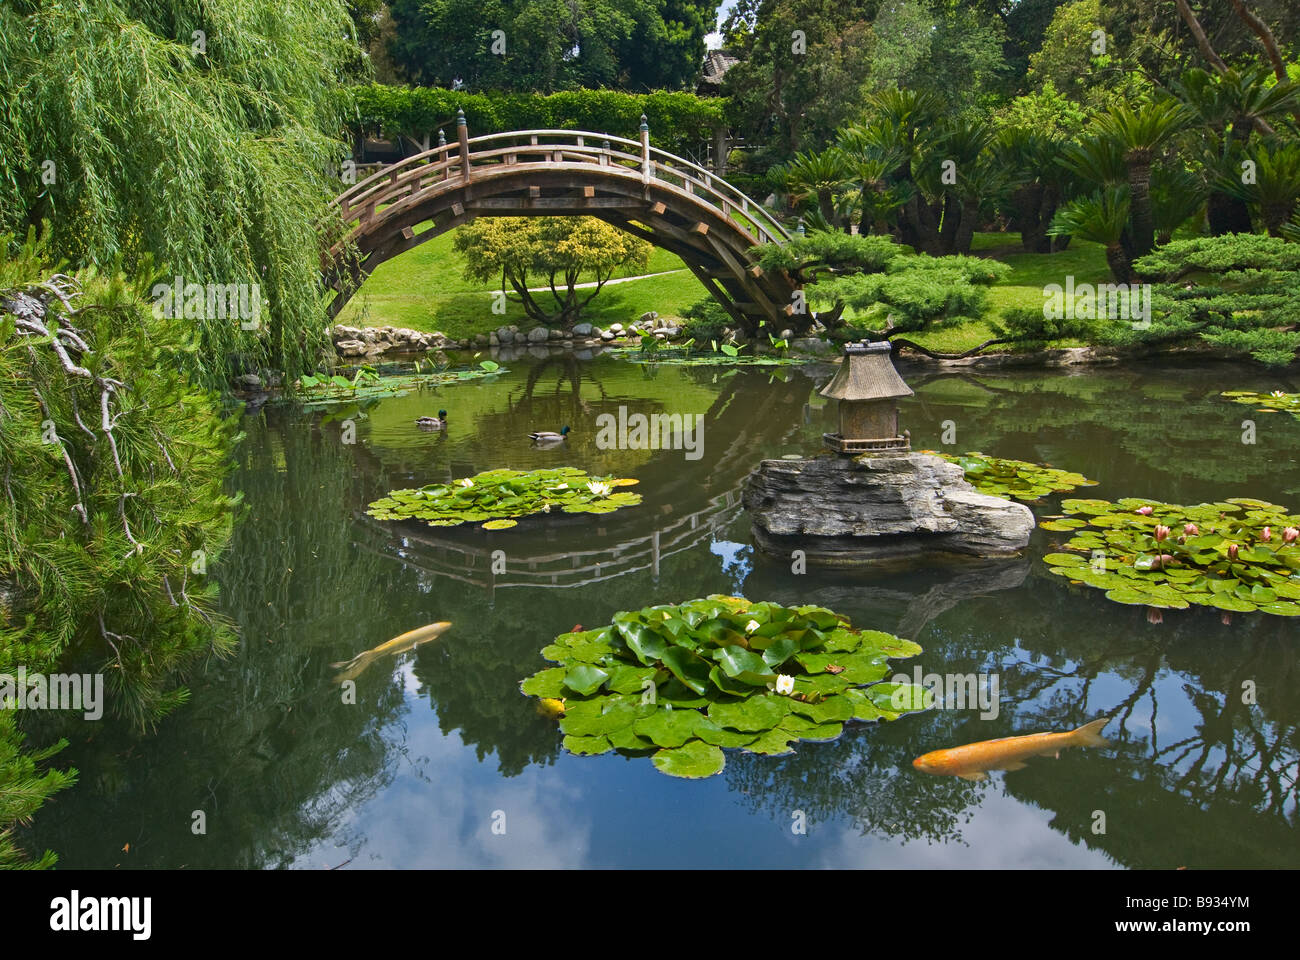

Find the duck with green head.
xmin=529 ymin=425 xmax=570 ymax=446
xmin=416 ymin=410 xmax=448 ymax=430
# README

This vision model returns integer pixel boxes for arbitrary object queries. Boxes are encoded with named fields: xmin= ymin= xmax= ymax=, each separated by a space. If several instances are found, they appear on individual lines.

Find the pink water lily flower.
xmin=1184 ymin=523 xmax=1199 ymax=536
xmin=1284 ymin=527 xmax=1299 ymax=544
xmin=1262 ymin=526 xmax=1272 ymax=542
xmin=1136 ymin=506 xmax=1154 ymax=516
xmin=1154 ymin=525 xmax=1170 ymax=542
xmin=1228 ymin=543 xmax=1240 ymax=561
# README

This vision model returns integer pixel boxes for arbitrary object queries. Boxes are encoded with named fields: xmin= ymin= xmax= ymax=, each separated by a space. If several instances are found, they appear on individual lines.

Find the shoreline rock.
xmin=742 ymin=452 xmax=1035 ymax=565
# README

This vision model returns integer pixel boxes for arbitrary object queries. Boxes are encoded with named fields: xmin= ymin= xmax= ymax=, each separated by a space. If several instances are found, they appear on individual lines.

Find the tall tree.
xmin=0 ymin=0 xmax=360 ymax=386
xmin=387 ymin=0 xmax=719 ymax=92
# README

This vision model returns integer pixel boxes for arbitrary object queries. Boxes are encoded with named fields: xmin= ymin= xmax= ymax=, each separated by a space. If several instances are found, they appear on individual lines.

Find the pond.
xmin=21 ymin=353 xmax=1300 ymax=868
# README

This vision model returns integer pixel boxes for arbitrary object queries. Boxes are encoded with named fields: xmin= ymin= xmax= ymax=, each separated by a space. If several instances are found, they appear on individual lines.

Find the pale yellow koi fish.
xmin=330 ymin=621 xmax=452 ymax=684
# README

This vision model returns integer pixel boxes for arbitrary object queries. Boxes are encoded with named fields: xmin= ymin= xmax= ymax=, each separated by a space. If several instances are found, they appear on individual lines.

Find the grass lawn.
xmin=337 ymin=226 xmax=703 ymax=340
xmin=339 ymin=225 xmax=1113 ymax=354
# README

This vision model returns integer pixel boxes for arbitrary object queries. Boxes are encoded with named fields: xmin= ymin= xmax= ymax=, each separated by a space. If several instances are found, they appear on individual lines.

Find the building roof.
xmin=697 ymin=49 xmax=740 ymax=91
xmin=819 ymin=341 xmax=914 ymax=401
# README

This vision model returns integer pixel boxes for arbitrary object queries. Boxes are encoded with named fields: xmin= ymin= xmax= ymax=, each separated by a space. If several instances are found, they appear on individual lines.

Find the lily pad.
xmin=366 ymin=467 xmax=642 ymax=529
xmin=938 ymin=451 xmax=1098 ymax=502
xmin=521 ymin=596 xmax=929 ymax=778
xmin=1046 ymin=495 xmax=1300 ymax=618
xmin=651 ymin=740 xmax=726 ymax=778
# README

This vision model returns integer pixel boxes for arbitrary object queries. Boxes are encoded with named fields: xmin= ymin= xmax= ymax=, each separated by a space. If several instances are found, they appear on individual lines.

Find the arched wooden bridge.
xmin=323 ymin=114 xmax=798 ymax=330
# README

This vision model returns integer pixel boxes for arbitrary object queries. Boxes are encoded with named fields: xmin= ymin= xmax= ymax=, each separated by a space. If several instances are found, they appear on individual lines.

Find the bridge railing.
xmin=331 ymin=118 xmax=790 ymax=248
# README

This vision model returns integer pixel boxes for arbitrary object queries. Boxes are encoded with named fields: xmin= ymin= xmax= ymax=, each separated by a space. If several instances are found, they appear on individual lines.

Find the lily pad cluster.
xmin=520 ymin=595 xmax=932 ymax=779
xmin=935 ymin=452 xmax=1098 ymax=502
xmin=606 ymin=346 xmax=804 ymax=367
xmin=1221 ymin=390 xmax=1300 ymax=421
xmin=294 ymin=361 xmax=502 ymax=406
xmin=366 ymin=467 xmax=641 ymax=530
xmin=1043 ymin=497 xmax=1300 ymax=615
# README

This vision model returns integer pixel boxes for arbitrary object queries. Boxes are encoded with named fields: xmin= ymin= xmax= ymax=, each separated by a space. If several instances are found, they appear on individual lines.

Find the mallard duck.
xmin=529 ymin=425 xmax=570 ymax=445
xmin=415 ymin=410 xmax=447 ymax=430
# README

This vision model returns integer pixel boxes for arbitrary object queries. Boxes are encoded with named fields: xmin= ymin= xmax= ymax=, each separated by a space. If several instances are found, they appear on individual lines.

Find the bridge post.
xmin=457 ymin=108 xmax=470 ymax=184
xmin=438 ymin=128 xmax=447 ymax=181
xmin=640 ymin=114 xmax=651 ymax=186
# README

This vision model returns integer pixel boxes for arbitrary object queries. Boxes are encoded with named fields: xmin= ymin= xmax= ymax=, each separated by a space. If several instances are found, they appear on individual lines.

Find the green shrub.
xmin=1128 ymin=235 xmax=1300 ymax=366
xmin=347 ymin=85 xmax=727 ymax=157
xmin=0 ymin=231 xmax=240 ymax=865
xmin=680 ymin=298 xmax=734 ymax=341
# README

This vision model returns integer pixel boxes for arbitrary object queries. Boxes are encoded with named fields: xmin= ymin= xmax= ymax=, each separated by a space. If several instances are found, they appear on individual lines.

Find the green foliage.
xmin=384 ymin=0 xmax=716 ymax=93
xmin=1134 ymin=234 xmax=1300 ymax=278
xmin=0 ymin=713 xmax=76 ymax=869
xmin=348 ymin=84 xmax=726 ymax=156
xmin=1046 ymin=498 xmax=1300 ymax=616
xmin=1128 ymin=235 xmax=1300 ymax=366
xmin=752 ymin=231 xmax=900 ymax=280
xmin=679 ymin=298 xmax=734 ymax=341
xmin=453 ymin=217 xmax=650 ymax=326
xmin=812 ymin=254 xmax=1010 ymax=332
xmin=937 ymin=452 xmax=1098 ymax=502
xmin=0 ymin=232 xmax=239 ymax=865
xmin=0 ymin=0 xmax=359 ymax=387
xmin=1221 ymin=390 xmax=1300 ymax=421
xmin=1 ymin=234 xmax=240 ymax=724
xmin=521 ymin=595 xmax=932 ymax=778
xmin=367 ymin=468 xmax=642 ymax=530
xmin=293 ymin=362 xmax=505 ymax=407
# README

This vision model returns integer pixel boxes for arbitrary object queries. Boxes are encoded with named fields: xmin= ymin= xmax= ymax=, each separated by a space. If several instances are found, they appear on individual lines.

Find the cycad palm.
xmin=1050 ymin=186 xmax=1133 ymax=282
xmin=776 ymin=148 xmax=850 ymax=228
xmin=1219 ymin=142 xmax=1300 ymax=236
xmin=1093 ymin=101 xmax=1192 ymax=257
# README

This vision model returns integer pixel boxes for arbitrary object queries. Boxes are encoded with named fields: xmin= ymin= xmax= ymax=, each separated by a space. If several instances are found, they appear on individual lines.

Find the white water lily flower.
xmin=457 ymin=478 xmax=474 ymax=488
xmin=745 ymin=619 xmax=760 ymax=634
xmin=587 ymin=480 xmax=612 ymax=497
xmin=775 ymin=675 xmax=795 ymax=695
xmin=1271 ymin=390 xmax=1288 ymax=398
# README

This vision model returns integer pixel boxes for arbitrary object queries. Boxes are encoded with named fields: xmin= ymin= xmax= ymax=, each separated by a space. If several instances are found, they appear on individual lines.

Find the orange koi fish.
xmin=913 ymin=717 xmax=1110 ymax=781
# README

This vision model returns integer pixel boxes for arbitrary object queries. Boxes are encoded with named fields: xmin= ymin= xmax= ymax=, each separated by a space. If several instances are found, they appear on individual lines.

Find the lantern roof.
xmin=819 ymin=341 xmax=913 ymax=401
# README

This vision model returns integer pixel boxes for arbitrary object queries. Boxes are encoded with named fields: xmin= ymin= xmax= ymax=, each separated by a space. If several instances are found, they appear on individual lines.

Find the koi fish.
xmin=330 ymin=621 xmax=452 ymax=684
xmin=912 ymin=717 xmax=1110 ymax=781
xmin=537 ymin=698 xmax=566 ymax=718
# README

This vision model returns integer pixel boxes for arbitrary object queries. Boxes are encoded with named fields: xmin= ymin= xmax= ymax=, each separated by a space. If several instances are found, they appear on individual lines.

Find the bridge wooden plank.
xmin=466 ymin=197 xmax=642 ymax=211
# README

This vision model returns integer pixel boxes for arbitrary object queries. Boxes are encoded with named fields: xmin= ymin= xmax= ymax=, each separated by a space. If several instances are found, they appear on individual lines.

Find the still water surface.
xmin=25 ymin=354 xmax=1300 ymax=868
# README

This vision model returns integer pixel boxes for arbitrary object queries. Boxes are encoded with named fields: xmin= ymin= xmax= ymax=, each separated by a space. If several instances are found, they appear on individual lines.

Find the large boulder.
xmin=572 ymin=322 xmax=594 ymax=336
xmin=527 ymin=326 xmax=550 ymax=343
xmin=743 ymin=452 xmax=1034 ymax=564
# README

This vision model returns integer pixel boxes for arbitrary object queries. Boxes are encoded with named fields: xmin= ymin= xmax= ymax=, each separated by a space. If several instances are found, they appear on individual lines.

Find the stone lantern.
xmin=820 ymin=341 xmax=912 ymax=454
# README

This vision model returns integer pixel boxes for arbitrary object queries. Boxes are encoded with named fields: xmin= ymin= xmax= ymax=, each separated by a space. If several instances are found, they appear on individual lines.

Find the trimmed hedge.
xmin=346 ymin=85 xmax=727 ymax=156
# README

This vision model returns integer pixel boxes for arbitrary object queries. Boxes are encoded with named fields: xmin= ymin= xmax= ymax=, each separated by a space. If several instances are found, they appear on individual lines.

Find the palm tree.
xmin=1219 ymin=141 xmax=1300 ymax=236
xmin=1093 ymin=100 xmax=1192 ymax=258
xmin=994 ymin=128 xmax=1072 ymax=253
xmin=837 ymin=120 xmax=909 ymax=236
xmin=1150 ymin=164 xmax=1205 ymax=244
xmin=1050 ymin=186 xmax=1134 ymax=282
xmin=775 ymin=148 xmax=850 ymax=229
xmin=929 ymin=118 xmax=998 ymax=255
xmin=1172 ymin=67 xmax=1299 ymax=234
